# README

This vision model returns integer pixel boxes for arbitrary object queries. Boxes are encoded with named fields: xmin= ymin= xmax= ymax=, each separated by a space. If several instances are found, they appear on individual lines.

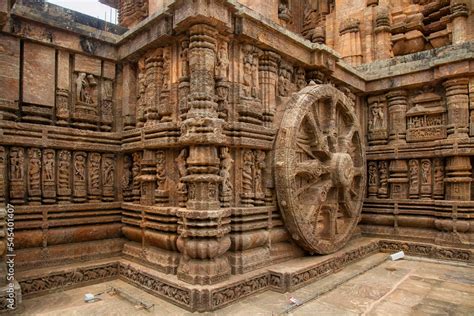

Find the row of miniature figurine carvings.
xmin=122 ymin=147 xmax=271 ymax=209
xmin=368 ymin=82 xmax=474 ymax=146
xmin=0 ymin=146 xmax=116 ymax=205
xmin=367 ymin=156 xmax=473 ymax=201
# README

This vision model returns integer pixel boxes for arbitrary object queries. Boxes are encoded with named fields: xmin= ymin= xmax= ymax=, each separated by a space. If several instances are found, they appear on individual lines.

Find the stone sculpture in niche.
xmin=155 ymin=150 xmax=169 ymax=205
xmin=409 ymin=159 xmax=420 ymax=199
xmin=42 ymin=149 xmax=56 ymax=204
xmin=254 ymin=150 xmax=266 ymax=205
xmin=9 ymin=147 xmax=25 ymax=204
xmin=28 ymin=148 xmax=41 ymax=205
xmin=73 ymin=72 xmax=99 ymax=130
xmin=378 ymin=161 xmax=388 ymax=198
xmin=73 ymin=152 xmax=87 ymax=203
xmin=57 ymin=150 xmax=71 ymax=204
xmin=102 ymin=154 xmax=115 ymax=202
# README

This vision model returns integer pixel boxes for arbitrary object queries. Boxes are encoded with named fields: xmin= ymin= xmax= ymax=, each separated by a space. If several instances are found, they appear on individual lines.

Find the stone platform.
xmin=15 ymin=253 xmax=474 ymax=315
xmin=15 ymin=237 xmax=474 ymax=312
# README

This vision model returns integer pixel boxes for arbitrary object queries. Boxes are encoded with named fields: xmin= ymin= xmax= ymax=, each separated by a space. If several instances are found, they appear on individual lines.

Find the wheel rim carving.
xmin=275 ymin=84 xmax=366 ymax=254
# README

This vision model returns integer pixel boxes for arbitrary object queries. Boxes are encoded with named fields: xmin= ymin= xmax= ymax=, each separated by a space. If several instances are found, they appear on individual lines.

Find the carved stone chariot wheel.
xmin=275 ymin=83 xmax=366 ymax=254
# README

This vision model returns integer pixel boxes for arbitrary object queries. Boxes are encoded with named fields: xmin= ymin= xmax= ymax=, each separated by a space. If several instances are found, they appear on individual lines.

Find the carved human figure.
xmin=220 ymin=147 xmax=233 ymax=195
xmin=242 ymin=150 xmax=254 ymax=195
xmin=74 ymin=154 xmax=86 ymax=182
xmin=103 ymin=156 xmax=114 ymax=187
xmin=243 ymin=52 xmax=253 ymax=97
xmin=216 ymin=42 xmax=229 ymax=80
xmin=433 ymin=158 xmax=444 ymax=199
xmin=43 ymin=150 xmax=54 ymax=181
xmin=10 ymin=148 xmax=24 ymax=180
xmin=176 ymin=149 xmax=188 ymax=192
xmin=28 ymin=149 xmax=41 ymax=191
xmin=378 ymin=161 xmax=388 ymax=197
xmin=76 ymin=72 xmax=88 ymax=103
xmin=421 ymin=159 xmax=431 ymax=185
xmin=156 ymin=151 xmax=166 ymax=190
xmin=368 ymin=162 xmax=378 ymax=186
xmin=409 ymin=159 xmax=420 ymax=197
xmin=180 ymin=40 xmax=189 ymax=78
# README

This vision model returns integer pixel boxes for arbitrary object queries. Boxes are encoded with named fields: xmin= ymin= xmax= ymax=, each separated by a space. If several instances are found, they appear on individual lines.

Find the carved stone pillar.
xmin=177 ymin=24 xmax=230 ymax=285
xmin=178 ymin=38 xmax=190 ymax=121
xmin=180 ymin=24 xmax=222 ymax=143
xmin=100 ymin=79 xmax=114 ymax=131
xmin=374 ymin=5 xmax=392 ymax=60
xmin=259 ymin=51 xmax=280 ymax=127
xmin=443 ymin=78 xmax=469 ymax=139
xmin=389 ymin=160 xmax=408 ymax=199
xmin=386 ymin=90 xmax=408 ymax=145
xmin=139 ymin=150 xmax=156 ymax=206
xmin=0 ymin=208 xmax=6 ymax=286
xmin=177 ymin=146 xmax=230 ymax=285
xmin=55 ymin=89 xmax=70 ymax=127
xmin=144 ymin=50 xmax=162 ymax=127
xmin=445 ymin=156 xmax=472 ymax=201
xmin=450 ymin=0 xmax=469 ymax=45
xmin=339 ymin=18 xmax=362 ymax=65
xmin=470 ymin=77 xmax=474 ymax=136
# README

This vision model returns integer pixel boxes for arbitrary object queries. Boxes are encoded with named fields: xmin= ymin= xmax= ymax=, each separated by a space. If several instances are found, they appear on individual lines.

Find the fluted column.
xmin=444 ymin=78 xmax=469 ymax=139
xmin=374 ymin=5 xmax=392 ymax=60
xmin=450 ymin=0 xmax=469 ymax=45
xmin=386 ymin=90 xmax=408 ymax=145
xmin=259 ymin=51 xmax=280 ymax=127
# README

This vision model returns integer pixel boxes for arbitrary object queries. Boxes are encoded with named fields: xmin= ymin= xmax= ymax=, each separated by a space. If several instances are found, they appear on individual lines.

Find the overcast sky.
xmin=47 ymin=0 xmax=118 ymax=23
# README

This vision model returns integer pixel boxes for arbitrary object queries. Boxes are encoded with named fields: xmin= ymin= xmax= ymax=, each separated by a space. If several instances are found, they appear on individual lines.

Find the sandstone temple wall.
xmin=0 ymin=0 xmax=473 ymax=312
